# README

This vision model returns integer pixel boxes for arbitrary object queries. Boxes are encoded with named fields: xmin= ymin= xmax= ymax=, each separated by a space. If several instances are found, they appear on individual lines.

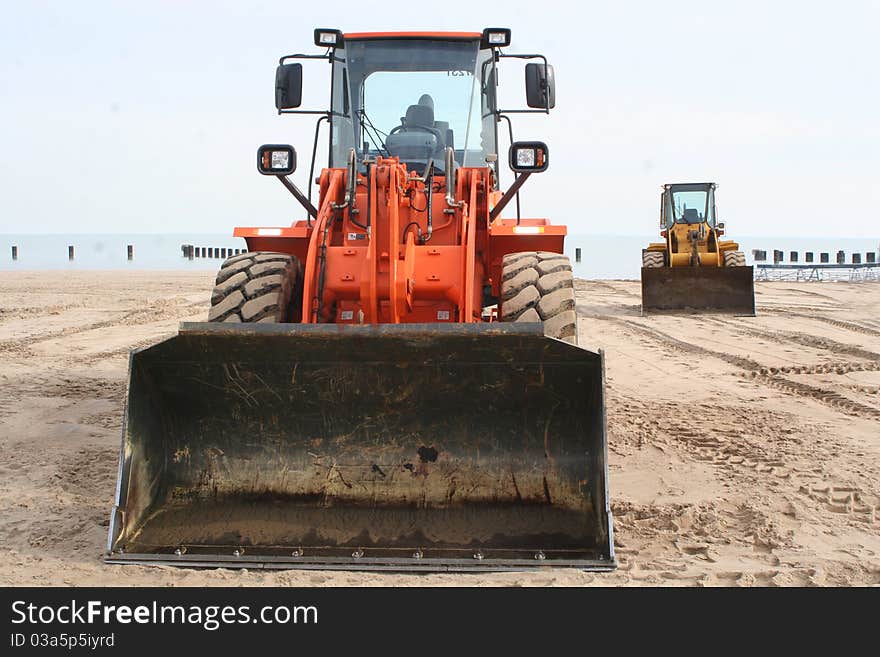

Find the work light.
xmin=314 ymin=29 xmax=343 ymax=48
xmin=509 ymin=141 xmax=548 ymax=172
xmin=257 ymin=144 xmax=296 ymax=175
xmin=517 ymin=149 xmax=536 ymax=168
xmin=482 ymin=28 xmax=511 ymax=48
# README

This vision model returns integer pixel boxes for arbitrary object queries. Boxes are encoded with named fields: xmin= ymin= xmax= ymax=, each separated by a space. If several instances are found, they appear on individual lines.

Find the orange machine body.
xmin=236 ymin=156 xmax=565 ymax=325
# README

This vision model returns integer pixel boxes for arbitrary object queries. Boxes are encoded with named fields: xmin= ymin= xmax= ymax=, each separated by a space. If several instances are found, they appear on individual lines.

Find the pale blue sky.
xmin=1 ymin=1 xmax=877 ymax=237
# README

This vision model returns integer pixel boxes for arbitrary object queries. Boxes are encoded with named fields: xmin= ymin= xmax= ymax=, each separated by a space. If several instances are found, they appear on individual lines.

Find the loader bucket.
xmin=105 ymin=323 xmax=614 ymax=571
xmin=641 ymin=266 xmax=756 ymax=315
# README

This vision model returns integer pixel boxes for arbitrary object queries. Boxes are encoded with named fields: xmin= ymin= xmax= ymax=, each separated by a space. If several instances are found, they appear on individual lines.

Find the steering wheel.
xmin=389 ymin=122 xmax=444 ymax=144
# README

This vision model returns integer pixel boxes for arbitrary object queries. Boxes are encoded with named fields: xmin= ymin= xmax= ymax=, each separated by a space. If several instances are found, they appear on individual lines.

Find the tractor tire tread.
xmin=642 ymin=251 xmax=665 ymax=268
xmin=536 ymin=258 xmax=572 ymax=276
xmin=536 ymin=270 xmax=573 ymax=295
xmin=223 ymin=251 xmax=255 ymax=266
xmin=501 ymin=268 xmax=540 ymax=299
xmin=537 ymin=287 xmax=576 ymax=319
xmin=724 ymin=250 xmax=746 ymax=267
xmin=500 ymin=284 xmax=541 ymax=321
xmin=210 ymin=271 xmax=248 ymax=304
xmin=500 ymin=252 xmax=578 ymax=344
xmin=209 ymin=252 xmax=301 ymax=323
xmin=501 ymin=256 xmax=539 ymax=281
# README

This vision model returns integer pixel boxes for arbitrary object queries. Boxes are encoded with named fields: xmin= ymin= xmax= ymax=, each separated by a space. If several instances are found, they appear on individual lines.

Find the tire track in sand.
xmin=587 ymin=313 xmax=880 ymax=420
xmin=759 ymin=310 xmax=880 ymax=339
xmin=699 ymin=315 xmax=880 ymax=362
xmin=0 ymin=300 xmax=207 ymax=356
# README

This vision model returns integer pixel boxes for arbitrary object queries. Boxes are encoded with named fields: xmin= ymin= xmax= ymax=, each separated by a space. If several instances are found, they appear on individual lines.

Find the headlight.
xmin=516 ymin=148 xmax=536 ymax=168
xmin=257 ymin=144 xmax=297 ymax=175
xmin=270 ymin=151 xmax=290 ymax=169
xmin=509 ymin=141 xmax=549 ymax=173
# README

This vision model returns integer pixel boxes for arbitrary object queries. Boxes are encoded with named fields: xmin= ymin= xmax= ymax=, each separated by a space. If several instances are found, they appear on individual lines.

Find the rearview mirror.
xmin=257 ymin=144 xmax=296 ymax=175
xmin=509 ymin=141 xmax=549 ymax=173
xmin=525 ymin=63 xmax=555 ymax=109
xmin=275 ymin=63 xmax=303 ymax=110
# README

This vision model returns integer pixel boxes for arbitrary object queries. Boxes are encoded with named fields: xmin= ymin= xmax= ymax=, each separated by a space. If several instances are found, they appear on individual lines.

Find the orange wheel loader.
xmin=641 ymin=182 xmax=755 ymax=315
xmin=106 ymin=29 xmax=614 ymax=571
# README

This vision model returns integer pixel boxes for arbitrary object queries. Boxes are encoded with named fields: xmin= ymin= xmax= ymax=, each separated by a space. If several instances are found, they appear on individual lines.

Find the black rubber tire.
xmin=500 ymin=251 xmax=578 ymax=345
xmin=207 ymin=252 xmax=302 ymax=323
xmin=723 ymin=250 xmax=746 ymax=267
xmin=642 ymin=250 xmax=665 ymax=268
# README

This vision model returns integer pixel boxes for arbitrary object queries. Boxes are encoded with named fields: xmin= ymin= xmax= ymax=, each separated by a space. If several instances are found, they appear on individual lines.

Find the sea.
xmin=1 ymin=233 xmax=878 ymax=280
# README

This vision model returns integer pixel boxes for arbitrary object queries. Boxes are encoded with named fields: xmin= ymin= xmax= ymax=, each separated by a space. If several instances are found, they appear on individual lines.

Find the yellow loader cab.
xmin=641 ymin=183 xmax=755 ymax=314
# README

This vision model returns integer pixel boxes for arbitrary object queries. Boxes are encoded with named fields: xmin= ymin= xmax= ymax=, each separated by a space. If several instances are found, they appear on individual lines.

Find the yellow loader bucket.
xmin=105 ymin=323 xmax=614 ymax=571
xmin=641 ymin=266 xmax=756 ymax=315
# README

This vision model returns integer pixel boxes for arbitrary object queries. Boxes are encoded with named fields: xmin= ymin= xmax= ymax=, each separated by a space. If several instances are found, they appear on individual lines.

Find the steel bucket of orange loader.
xmin=105 ymin=322 xmax=614 ymax=571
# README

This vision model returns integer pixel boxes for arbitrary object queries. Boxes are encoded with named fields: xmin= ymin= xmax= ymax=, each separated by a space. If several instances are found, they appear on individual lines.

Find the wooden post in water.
xmin=68 ymin=245 xmax=75 ymax=261
xmin=575 ymin=248 xmax=581 ymax=263
xmin=127 ymin=244 xmax=133 ymax=261
xmin=11 ymin=246 xmax=17 ymax=260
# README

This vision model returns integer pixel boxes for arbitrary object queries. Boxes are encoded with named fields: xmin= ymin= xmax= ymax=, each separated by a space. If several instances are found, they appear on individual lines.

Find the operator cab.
xmin=664 ymin=183 xmax=717 ymax=228
xmin=330 ymin=34 xmax=496 ymax=175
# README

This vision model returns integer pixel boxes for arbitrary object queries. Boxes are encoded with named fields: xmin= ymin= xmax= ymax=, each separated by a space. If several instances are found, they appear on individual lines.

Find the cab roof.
xmin=343 ymin=31 xmax=482 ymax=40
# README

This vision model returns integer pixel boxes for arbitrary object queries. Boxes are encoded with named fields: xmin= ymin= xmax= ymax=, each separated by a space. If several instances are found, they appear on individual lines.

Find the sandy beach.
xmin=0 ymin=271 xmax=877 ymax=586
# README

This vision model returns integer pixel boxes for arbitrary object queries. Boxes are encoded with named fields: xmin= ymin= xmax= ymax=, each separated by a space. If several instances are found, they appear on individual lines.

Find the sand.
xmin=0 ymin=271 xmax=877 ymax=586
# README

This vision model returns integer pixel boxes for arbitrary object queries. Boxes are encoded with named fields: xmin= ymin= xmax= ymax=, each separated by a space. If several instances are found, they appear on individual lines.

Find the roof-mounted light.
xmin=314 ymin=28 xmax=343 ymax=48
xmin=481 ymin=28 xmax=511 ymax=48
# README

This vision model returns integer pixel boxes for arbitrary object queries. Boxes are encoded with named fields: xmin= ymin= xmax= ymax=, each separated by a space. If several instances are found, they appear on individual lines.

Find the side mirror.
xmin=525 ymin=62 xmax=555 ymax=109
xmin=509 ymin=141 xmax=549 ymax=173
xmin=275 ymin=63 xmax=303 ymax=110
xmin=257 ymin=144 xmax=296 ymax=175
xmin=717 ymin=222 xmax=725 ymax=230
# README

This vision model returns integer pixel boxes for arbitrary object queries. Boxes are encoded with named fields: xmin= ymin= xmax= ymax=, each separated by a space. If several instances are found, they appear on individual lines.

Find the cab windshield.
xmin=670 ymin=186 xmax=715 ymax=225
xmin=330 ymin=38 xmax=496 ymax=172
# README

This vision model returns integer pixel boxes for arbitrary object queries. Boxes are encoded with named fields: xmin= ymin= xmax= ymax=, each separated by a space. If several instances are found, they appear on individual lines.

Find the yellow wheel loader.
xmin=641 ymin=183 xmax=755 ymax=314
xmin=104 ymin=28 xmax=615 ymax=572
